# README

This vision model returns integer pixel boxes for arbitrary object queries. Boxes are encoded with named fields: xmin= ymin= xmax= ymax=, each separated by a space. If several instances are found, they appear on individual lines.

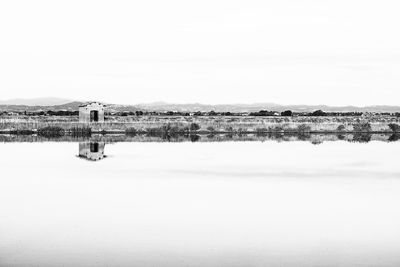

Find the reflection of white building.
xmin=79 ymin=102 xmax=105 ymax=123
xmin=79 ymin=142 xmax=106 ymax=161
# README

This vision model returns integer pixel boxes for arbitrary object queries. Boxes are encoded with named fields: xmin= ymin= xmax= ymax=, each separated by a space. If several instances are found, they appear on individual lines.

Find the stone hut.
xmin=79 ymin=102 xmax=105 ymax=123
xmin=79 ymin=142 xmax=106 ymax=161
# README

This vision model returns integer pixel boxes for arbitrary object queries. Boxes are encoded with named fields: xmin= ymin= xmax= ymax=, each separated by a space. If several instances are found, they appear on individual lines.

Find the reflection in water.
xmin=389 ymin=134 xmax=400 ymax=142
xmin=190 ymin=134 xmax=200 ymax=142
xmin=1 ymin=140 xmax=400 ymax=266
xmin=0 ymin=133 xmax=400 ymax=144
xmin=352 ymin=133 xmax=372 ymax=143
xmin=78 ymin=142 xmax=106 ymax=161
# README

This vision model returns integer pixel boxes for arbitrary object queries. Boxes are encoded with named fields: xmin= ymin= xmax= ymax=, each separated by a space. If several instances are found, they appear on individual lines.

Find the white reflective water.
xmin=0 ymin=141 xmax=400 ymax=267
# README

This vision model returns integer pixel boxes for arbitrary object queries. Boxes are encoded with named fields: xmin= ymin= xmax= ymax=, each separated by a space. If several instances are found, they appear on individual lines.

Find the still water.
xmin=0 ymin=140 xmax=400 ymax=266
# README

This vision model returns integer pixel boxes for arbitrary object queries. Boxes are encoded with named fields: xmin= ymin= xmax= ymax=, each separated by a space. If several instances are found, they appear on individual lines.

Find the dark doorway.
xmin=90 ymin=110 xmax=99 ymax=122
xmin=90 ymin=143 xmax=99 ymax=153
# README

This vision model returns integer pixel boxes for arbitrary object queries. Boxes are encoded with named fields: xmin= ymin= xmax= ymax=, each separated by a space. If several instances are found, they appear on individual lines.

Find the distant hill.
xmin=134 ymin=102 xmax=400 ymax=113
xmin=0 ymin=99 xmax=399 ymax=113
xmin=0 ymin=97 xmax=73 ymax=106
xmin=0 ymin=101 xmax=85 ymax=112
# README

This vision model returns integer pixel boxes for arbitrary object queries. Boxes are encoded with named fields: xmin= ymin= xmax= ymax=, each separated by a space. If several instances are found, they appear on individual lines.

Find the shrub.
xmin=237 ymin=128 xmax=245 ymax=135
xmin=388 ymin=123 xmax=400 ymax=133
xmin=169 ymin=125 xmax=189 ymax=136
xmin=311 ymin=110 xmax=327 ymax=116
xmin=269 ymin=125 xmax=284 ymax=132
xmin=181 ymin=126 xmax=190 ymax=134
xmin=225 ymin=126 xmax=234 ymax=132
xmin=206 ymin=126 xmax=215 ymax=132
xmin=189 ymin=123 xmax=200 ymax=132
xmin=297 ymin=124 xmax=311 ymax=133
xmin=146 ymin=126 xmax=166 ymax=136
xmin=281 ymin=110 xmax=293 ymax=116
xmin=145 ymin=124 xmax=189 ymax=137
xmin=337 ymin=125 xmax=346 ymax=132
xmin=352 ymin=122 xmax=372 ymax=133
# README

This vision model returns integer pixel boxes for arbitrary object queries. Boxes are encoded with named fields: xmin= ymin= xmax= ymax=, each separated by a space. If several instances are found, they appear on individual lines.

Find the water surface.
xmin=0 ymin=140 xmax=399 ymax=266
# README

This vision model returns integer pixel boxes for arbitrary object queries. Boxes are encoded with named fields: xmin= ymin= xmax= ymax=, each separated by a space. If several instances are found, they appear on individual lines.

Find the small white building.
xmin=79 ymin=102 xmax=105 ymax=123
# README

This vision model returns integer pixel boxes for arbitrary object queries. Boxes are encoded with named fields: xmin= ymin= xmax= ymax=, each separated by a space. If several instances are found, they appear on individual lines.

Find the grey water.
xmin=0 ymin=139 xmax=400 ymax=266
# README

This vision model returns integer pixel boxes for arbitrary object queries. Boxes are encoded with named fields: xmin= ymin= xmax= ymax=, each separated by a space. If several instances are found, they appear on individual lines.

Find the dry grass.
xmin=0 ymin=115 xmax=399 ymax=134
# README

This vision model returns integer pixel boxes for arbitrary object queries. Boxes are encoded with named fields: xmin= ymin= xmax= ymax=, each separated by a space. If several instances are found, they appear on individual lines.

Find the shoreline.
xmin=0 ymin=129 xmax=398 ymax=135
xmin=0 ymin=132 xmax=399 ymax=145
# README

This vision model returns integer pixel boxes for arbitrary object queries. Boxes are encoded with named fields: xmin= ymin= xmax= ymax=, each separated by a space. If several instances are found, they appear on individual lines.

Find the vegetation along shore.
xmin=1 ymin=116 xmax=400 ymax=137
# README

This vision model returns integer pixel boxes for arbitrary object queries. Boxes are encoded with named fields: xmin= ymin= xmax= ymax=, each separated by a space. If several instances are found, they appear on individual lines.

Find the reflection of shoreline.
xmin=0 ymin=133 xmax=399 ymax=144
xmin=78 ymin=142 xmax=106 ymax=161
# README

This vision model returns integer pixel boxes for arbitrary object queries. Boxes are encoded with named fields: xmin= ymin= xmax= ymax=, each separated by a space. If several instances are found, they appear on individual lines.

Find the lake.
xmin=0 ymin=138 xmax=400 ymax=266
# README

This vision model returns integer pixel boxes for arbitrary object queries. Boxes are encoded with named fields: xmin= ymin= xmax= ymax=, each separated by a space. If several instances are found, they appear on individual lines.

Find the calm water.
xmin=0 ymin=140 xmax=400 ymax=266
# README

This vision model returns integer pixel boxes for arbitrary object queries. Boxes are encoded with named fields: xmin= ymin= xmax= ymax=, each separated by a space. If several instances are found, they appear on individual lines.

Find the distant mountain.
xmin=0 ymin=97 xmax=73 ymax=106
xmin=0 ymin=99 xmax=399 ymax=113
xmin=0 ymin=101 xmax=85 ymax=112
xmin=135 ymin=102 xmax=400 ymax=113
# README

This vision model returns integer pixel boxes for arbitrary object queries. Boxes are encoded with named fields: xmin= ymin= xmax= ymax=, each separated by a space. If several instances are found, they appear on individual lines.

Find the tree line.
xmin=1 ymin=109 xmax=400 ymax=117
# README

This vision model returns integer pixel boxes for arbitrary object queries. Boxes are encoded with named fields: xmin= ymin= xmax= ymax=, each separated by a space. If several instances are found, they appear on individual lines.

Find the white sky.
xmin=0 ymin=0 xmax=400 ymax=106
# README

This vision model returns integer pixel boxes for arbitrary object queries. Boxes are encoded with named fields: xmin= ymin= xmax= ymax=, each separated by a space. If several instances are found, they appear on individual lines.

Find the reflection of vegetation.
xmin=225 ymin=133 xmax=233 ymax=139
xmin=190 ymin=134 xmax=200 ymax=142
xmin=125 ymin=127 xmax=137 ymax=136
xmin=311 ymin=139 xmax=323 ymax=145
xmin=8 ymin=129 xmax=35 ymax=135
xmin=36 ymin=126 xmax=92 ymax=137
xmin=1 ymin=132 xmax=400 ymax=144
xmin=237 ymin=128 xmax=246 ymax=136
xmin=37 ymin=126 xmax=65 ymax=137
xmin=352 ymin=133 xmax=372 ymax=143
xmin=206 ymin=133 xmax=215 ymax=139
xmin=298 ymin=132 xmax=311 ymax=141
xmin=70 ymin=126 xmax=91 ymax=137
xmin=255 ymin=128 xmax=268 ymax=136
xmin=389 ymin=134 xmax=400 ymax=142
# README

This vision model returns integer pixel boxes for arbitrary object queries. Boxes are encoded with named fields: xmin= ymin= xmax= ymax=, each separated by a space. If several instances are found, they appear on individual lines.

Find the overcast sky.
xmin=0 ymin=0 xmax=399 ymax=106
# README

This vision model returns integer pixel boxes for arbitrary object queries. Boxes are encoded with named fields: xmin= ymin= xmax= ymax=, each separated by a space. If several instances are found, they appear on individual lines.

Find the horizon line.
xmin=0 ymin=97 xmax=399 ymax=108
